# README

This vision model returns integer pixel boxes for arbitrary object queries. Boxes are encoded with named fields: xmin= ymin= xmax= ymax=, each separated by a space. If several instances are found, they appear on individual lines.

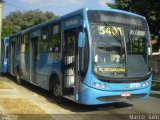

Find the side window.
xmin=49 ymin=24 xmax=61 ymax=52
xmin=40 ymin=27 xmax=49 ymax=52
xmin=21 ymin=35 xmax=25 ymax=53
xmin=6 ymin=46 xmax=8 ymax=58
xmin=1 ymin=43 xmax=4 ymax=60
xmin=16 ymin=36 xmax=21 ymax=54
xmin=24 ymin=34 xmax=29 ymax=53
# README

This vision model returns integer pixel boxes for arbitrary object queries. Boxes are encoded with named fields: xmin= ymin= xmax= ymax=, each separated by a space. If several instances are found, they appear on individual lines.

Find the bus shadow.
xmin=5 ymin=74 xmax=53 ymax=99
xmin=150 ymin=93 xmax=160 ymax=99
xmin=57 ymin=101 xmax=133 ymax=113
xmin=6 ymin=74 xmax=133 ymax=113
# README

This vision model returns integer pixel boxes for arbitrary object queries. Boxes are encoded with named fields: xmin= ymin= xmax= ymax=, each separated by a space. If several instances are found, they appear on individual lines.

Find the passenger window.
xmin=16 ymin=36 xmax=21 ymax=54
xmin=40 ymin=27 xmax=49 ymax=52
xmin=24 ymin=34 xmax=29 ymax=53
xmin=49 ymin=24 xmax=61 ymax=52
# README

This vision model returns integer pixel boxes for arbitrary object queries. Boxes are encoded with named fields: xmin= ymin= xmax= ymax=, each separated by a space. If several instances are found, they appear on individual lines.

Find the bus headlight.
xmin=92 ymin=82 xmax=106 ymax=90
xmin=143 ymin=81 xmax=150 ymax=87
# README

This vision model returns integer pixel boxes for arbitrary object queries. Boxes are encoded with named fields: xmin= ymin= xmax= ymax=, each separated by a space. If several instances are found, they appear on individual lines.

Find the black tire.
xmin=16 ymin=70 xmax=22 ymax=85
xmin=52 ymin=80 xmax=64 ymax=103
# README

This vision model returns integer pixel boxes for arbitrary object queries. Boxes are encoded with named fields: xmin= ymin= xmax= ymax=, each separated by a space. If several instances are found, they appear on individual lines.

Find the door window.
xmin=49 ymin=24 xmax=61 ymax=52
xmin=40 ymin=27 xmax=49 ymax=52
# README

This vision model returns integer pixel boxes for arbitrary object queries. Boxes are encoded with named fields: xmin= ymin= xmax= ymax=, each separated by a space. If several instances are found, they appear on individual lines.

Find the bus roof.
xmin=10 ymin=8 xmax=145 ymax=38
xmin=87 ymin=8 xmax=145 ymax=19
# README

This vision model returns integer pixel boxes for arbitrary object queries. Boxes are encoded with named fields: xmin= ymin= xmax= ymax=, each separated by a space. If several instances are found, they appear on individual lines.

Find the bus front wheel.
xmin=52 ymin=81 xmax=63 ymax=103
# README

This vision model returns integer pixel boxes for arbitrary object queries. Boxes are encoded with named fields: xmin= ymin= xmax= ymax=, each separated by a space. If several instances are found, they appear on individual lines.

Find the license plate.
xmin=121 ymin=92 xmax=131 ymax=97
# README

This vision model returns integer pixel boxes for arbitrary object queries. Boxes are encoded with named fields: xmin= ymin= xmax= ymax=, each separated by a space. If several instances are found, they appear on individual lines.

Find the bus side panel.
xmin=36 ymin=52 xmax=61 ymax=90
xmin=15 ymin=53 xmax=20 ymax=74
xmin=25 ymin=53 xmax=30 ymax=81
xmin=10 ymin=43 xmax=16 ymax=75
xmin=1 ymin=42 xmax=5 ymax=73
xmin=7 ymin=39 xmax=12 ymax=74
xmin=36 ymin=53 xmax=49 ymax=89
xmin=20 ymin=53 xmax=30 ymax=82
xmin=1 ymin=37 xmax=9 ymax=74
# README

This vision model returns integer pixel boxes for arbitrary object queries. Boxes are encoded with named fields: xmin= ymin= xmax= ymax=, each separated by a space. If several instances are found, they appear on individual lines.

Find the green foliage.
xmin=152 ymin=82 xmax=156 ymax=87
xmin=2 ymin=25 xmax=11 ymax=37
xmin=107 ymin=0 xmax=160 ymax=36
xmin=2 ymin=9 xmax=57 ymax=38
xmin=151 ymin=82 xmax=160 ymax=91
xmin=107 ymin=0 xmax=160 ymax=51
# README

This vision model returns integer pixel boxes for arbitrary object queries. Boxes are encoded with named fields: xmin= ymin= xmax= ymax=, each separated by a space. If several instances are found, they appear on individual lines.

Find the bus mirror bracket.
xmin=78 ymin=32 xmax=85 ymax=48
xmin=82 ymin=20 xmax=87 ymax=28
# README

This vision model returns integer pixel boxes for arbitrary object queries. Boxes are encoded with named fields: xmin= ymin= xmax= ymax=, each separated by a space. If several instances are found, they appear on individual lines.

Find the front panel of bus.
xmin=79 ymin=10 xmax=152 ymax=105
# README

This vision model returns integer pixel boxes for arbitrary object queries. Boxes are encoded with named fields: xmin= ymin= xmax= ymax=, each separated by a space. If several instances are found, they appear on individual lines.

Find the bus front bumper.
xmin=79 ymin=83 xmax=151 ymax=105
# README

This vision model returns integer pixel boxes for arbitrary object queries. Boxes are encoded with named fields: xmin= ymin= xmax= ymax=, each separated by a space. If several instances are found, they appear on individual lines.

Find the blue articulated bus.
xmin=1 ymin=37 xmax=9 ymax=74
xmin=8 ymin=8 xmax=152 ymax=105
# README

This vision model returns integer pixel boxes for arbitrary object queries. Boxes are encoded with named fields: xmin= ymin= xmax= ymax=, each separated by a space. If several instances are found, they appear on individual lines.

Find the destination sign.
xmin=95 ymin=67 xmax=126 ymax=73
xmin=62 ymin=16 xmax=82 ymax=30
xmin=99 ymin=25 xmax=122 ymax=36
xmin=65 ymin=19 xmax=79 ymax=27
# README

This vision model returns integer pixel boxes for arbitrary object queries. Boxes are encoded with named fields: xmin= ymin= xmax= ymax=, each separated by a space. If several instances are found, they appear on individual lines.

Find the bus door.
xmin=30 ymin=37 xmax=39 ymax=83
xmin=62 ymin=28 xmax=79 ymax=95
xmin=10 ymin=42 xmax=16 ymax=75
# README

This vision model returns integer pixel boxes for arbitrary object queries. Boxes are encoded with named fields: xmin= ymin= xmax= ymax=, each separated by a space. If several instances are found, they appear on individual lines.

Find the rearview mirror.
xmin=78 ymin=32 xmax=85 ymax=48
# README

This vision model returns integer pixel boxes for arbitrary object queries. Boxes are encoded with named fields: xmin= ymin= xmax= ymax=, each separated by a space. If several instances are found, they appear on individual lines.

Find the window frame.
xmin=40 ymin=26 xmax=50 ymax=52
xmin=49 ymin=23 xmax=61 ymax=52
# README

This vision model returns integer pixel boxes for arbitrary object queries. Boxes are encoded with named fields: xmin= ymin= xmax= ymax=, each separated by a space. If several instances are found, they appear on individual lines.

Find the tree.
xmin=2 ymin=9 xmax=57 ymax=38
xmin=107 ymin=0 xmax=160 ymax=51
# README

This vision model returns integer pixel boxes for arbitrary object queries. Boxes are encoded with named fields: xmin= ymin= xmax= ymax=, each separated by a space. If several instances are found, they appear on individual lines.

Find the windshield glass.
xmin=91 ymin=23 xmax=150 ymax=78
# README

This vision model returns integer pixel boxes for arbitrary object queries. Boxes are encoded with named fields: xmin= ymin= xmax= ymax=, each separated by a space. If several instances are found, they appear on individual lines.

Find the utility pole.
xmin=0 ymin=0 xmax=3 ymax=74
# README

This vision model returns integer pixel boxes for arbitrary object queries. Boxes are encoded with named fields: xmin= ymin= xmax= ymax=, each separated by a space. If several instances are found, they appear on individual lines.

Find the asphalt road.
xmin=0 ymin=75 xmax=160 ymax=120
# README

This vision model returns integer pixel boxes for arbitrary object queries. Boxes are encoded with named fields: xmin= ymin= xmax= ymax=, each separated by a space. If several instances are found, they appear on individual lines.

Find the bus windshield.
xmin=90 ymin=23 xmax=150 ymax=78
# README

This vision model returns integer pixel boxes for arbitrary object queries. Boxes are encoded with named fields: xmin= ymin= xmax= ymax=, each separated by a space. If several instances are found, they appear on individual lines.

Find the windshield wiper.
xmin=128 ymin=26 xmax=138 ymax=53
xmin=129 ymin=26 xmax=138 ymax=41
xmin=94 ymin=21 xmax=122 ymax=42
xmin=103 ymin=22 xmax=125 ymax=56
xmin=103 ymin=22 xmax=122 ymax=43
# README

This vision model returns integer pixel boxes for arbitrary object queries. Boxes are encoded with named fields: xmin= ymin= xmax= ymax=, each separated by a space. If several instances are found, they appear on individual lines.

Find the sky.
xmin=3 ymin=0 xmax=114 ymax=18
